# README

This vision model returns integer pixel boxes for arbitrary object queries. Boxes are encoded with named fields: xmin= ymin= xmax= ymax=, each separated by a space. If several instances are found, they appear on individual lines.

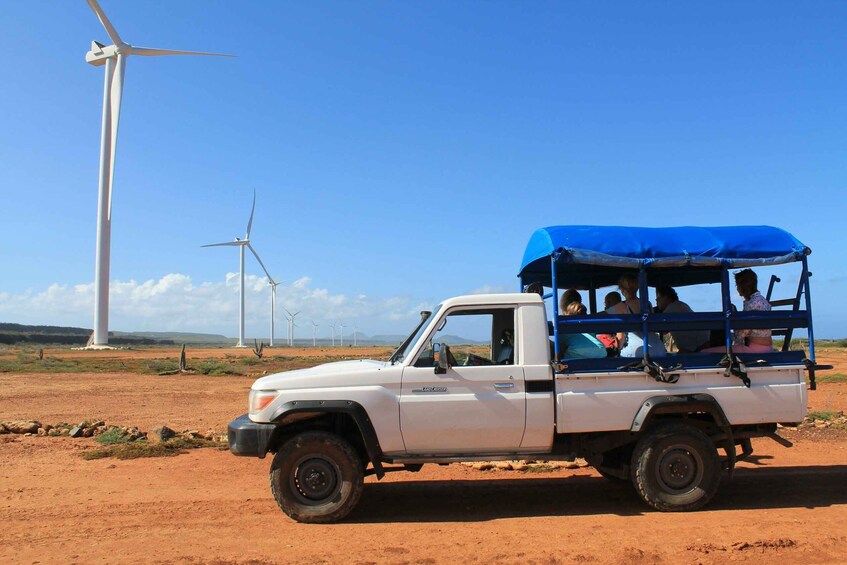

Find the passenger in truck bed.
xmin=655 ymin=286 xmax=711 ymax=353
xmin=560 ymin=288 xmax=582 ymax=313
xmin=557 ymin=302 xmax=606 ymax=359
xmin=604 ymin=291 xmax=622 ymax=313
xmin=702 ymin=269 xmax=774 ymax=353
xmin=608 ymin=273 xmax=666 ymax=358
xmin=596 ymin=291 xmax=623 ymax=353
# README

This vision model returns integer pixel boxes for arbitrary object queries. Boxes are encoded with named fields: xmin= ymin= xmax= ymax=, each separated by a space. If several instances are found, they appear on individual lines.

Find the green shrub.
xmin=818 ymin=373 xmax=847 ymax=384
xmin=94 ymin=428 xmax=132 ymax=445
xmin=196 ymin=360 xmax=242 ymax=375
xmin=83 ymin=437 xmax=225 ymax=460
xmin=145 ymin=359 xmax=179 ymax=374
xmin=807 ymin=410 xmax=841 ymax=421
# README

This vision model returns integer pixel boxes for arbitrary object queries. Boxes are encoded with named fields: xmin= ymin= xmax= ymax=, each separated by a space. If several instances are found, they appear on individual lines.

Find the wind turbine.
xmin=353 ymin=324 xmax=358 ymax=347
xmin=202 ymin=192 xmax=272 ymax=347
xmin=267 ymin=279 xmax=283 ymax=347
xmin=282 ymin=310 xmax=292 ymax=347
xmin=339 ymin=321 xmax=347 ymax=347
xmin=282 ymin=307 xmax=300 ymax=346
xmin=329 ymin=323 xmax=336 ymax=346
xmin=84 ymin=0 xmax=233 ymax=346
xmin=311 ymin=320 xmax=319 ymax=347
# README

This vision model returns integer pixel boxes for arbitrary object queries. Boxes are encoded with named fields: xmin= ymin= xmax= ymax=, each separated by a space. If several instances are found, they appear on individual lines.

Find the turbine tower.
xmin=329 ymin=323 xmax=336 ymax=346
xmin=202 ymin=192 xmax=272 ymax=347
xmin=290 ymin=311 xmax=300 ymax=346
xmin=339 ymin=321 xmax=346 ymax=347
xmin=268 ymin=280 xmax=282 ymax=347
xmin=85 ymin=0 xmax=233 ymax=346
xmin=353 ymin=323 xmax=358 ymax=347
xmin=311 ymin=320 xmax=319 ymax=347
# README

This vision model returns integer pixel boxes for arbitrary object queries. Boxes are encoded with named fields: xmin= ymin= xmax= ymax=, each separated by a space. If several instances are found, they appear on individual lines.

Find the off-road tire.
xmin=270 ymin=431 xmax=364 ymax=523
xmin=631 ymin=423 xmax=720 ymax=512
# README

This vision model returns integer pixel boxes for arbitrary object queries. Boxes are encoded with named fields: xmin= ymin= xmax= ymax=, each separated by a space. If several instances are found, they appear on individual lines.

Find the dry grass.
xmin=82 ymin=437 xmax=227 ymax=460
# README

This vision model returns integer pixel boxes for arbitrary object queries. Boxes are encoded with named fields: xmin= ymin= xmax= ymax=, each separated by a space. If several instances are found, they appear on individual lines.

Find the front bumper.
xmin=227 ymin=413 xmax=276 ymax=458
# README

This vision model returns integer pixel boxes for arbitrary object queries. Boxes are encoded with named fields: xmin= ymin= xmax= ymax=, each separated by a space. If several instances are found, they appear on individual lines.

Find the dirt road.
xmin=1 ymin=347 xmax=846 ymax=564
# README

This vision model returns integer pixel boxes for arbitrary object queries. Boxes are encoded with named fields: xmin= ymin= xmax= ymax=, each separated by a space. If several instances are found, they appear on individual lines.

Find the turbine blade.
xmin=86 ymin=0 xmax=123 ymax=45
xmin=245 ymin=190 xmax=256 ymax=239
xmin=201 ymin=241 xmax=242 ymax=248
xmin=130 ymin=46 xmax=236 ymax=58
xmin=246 ymin=243 xmax=272 ymax=279
xmin=107 ymin=53 xmax=126 ymax=221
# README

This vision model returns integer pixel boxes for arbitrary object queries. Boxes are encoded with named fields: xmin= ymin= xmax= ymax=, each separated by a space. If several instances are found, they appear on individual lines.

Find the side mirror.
xmin=434 ymin=342 xmax=451 ymax=374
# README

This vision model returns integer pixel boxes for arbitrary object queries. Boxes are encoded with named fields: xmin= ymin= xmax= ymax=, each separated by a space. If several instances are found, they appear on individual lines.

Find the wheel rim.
xmin=290 ymin=455 xmax=342 ymax=505
xmin=655 ymin=443 xmax=704 ymax=494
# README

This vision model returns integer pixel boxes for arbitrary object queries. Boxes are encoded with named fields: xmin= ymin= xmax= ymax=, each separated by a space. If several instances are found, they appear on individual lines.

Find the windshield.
xmin=389 ymin=305 xmax=441 ymax=364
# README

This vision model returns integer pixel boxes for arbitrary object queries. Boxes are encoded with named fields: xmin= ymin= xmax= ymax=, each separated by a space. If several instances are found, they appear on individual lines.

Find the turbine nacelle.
xmin=86 ymin=41 xmax=117 ymax=66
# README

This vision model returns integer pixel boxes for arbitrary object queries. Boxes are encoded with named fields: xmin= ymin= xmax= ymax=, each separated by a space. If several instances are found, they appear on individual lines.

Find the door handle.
xmin=494 ymin=382 xmax=514 ymax=389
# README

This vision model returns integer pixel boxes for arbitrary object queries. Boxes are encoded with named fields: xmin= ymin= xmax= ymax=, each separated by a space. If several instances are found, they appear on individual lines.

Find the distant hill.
xmin=0 ymin=323 xmax=485 ymax=347
xmin=110 ymin=330 xmax=232 ymax=345
xmin=0 ymin=323 xmax=90 ymax=336
xmin=0 ymin=323 xmax=230 ymax=346
xmin=437 ymin=334 xmax=487 ymax=345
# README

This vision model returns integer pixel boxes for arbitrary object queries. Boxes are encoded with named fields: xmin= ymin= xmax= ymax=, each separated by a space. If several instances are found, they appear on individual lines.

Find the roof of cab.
xmin=438 ymin=293 xmax=543 ymax=309
xmin=519 ymin=225 xmax=810 ymax=288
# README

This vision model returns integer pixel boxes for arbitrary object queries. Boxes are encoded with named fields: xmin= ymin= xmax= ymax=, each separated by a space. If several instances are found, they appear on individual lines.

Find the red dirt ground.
xmin=1 ymin=348 xmax=846 ymax=564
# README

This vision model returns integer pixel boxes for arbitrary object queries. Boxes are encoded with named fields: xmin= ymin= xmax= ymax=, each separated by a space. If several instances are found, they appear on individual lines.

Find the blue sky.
xmin=0 ymin=1 xmax=844 ymax=340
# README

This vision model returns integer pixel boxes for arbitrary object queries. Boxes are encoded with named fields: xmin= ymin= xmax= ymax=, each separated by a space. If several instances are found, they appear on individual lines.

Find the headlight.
xmin=249 ymin=390 xmax=278 ymax=415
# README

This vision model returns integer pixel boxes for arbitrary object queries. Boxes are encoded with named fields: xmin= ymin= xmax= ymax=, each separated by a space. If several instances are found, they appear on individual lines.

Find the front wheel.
xmin=631 ymin=424 xmax=720 ymax=512
xmin=270 ymin=431 xmax=364 ymax=523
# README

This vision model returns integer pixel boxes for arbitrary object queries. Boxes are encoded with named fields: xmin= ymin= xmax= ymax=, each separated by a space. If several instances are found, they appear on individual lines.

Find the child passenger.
xmin=557 ymin=302 xmax=606 ymax=359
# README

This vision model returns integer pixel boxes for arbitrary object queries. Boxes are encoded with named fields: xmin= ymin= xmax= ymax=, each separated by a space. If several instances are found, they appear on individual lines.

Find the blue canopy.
xmin=519 ymin=225 xmax=810 ymax=288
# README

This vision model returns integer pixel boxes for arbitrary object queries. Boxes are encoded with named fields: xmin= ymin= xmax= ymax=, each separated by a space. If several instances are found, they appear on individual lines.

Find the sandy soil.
xmin=1 ymin=348 xmax=846 ymax=564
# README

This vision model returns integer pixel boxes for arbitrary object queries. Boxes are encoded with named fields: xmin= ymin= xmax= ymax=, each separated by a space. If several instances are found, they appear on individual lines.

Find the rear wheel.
xmin=631 ymin=424 xmax=720 ymax=512
xmin=270 ymin=431 xmax=364 ymax=523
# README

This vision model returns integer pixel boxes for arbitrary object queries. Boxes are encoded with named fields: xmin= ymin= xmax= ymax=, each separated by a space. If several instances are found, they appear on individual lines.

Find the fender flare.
xmin=631 ymin=393 xmax=736 ymax=475
xmin=630 ymin=393 xmax=730 ymax=433
xmin=271 ymin=400 xmax=385 ymax=478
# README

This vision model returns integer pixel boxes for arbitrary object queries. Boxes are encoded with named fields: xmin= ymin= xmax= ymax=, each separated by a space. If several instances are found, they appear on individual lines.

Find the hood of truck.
xmin=251 ymin=359 xmax=390 ymax=391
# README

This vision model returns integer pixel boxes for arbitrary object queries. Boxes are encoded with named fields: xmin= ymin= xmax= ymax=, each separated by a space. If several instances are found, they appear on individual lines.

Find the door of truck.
xmin=400 ymin=305 xmax=526 ymax=453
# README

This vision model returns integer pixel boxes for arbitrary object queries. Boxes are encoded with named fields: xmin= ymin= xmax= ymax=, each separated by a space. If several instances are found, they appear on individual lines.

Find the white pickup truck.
xmin=228 ymin=225 xmax=825 ymax=523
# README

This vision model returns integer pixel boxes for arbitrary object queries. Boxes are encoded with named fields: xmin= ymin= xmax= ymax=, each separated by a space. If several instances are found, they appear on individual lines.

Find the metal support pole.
xmin=639 ymin=266 xmax=650 ymax=362
xmin=721 ymin=265 xmax=733 ymax=351
xmin=589 ymin=284 xmax=597 ymax=315
xmin=802 ymin=256 xmax=816 ymax=364
xmin=551 ymin=254 xmax=560 ymax=363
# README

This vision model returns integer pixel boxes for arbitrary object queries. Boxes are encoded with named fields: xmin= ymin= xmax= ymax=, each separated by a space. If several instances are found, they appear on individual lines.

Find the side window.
xmin=414 ymin=308 xmax=515 ymax=367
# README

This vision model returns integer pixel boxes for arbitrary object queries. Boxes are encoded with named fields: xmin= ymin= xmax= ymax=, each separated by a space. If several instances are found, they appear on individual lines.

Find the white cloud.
xmin=0 ymin=273 xmax=426 ymax=338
